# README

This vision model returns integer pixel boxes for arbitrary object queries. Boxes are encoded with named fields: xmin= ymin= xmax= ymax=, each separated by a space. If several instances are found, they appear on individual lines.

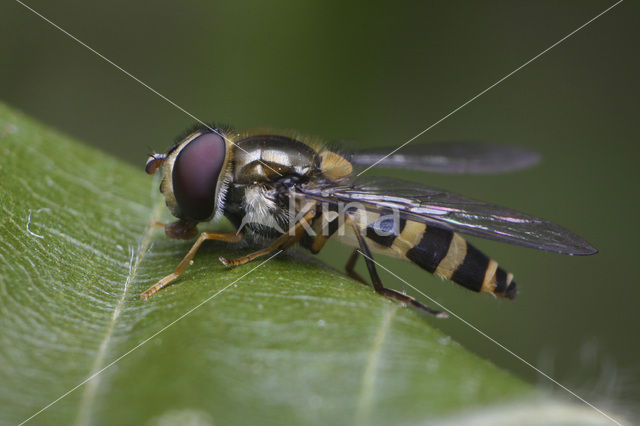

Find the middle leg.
xmin=219 ymin=208 xmax=316 ymax=267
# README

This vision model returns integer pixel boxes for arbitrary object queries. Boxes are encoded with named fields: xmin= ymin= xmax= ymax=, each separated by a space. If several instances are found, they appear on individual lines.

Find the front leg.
xmin=141 ymin=231 xmax=243 ymax=299
xmin=150 ymin=219 xmax=200 ymax=240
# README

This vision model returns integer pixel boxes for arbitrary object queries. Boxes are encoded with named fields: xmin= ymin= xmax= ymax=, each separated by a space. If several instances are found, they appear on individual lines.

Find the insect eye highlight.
xmin=172 ymin=132 xmax=226 ymax=221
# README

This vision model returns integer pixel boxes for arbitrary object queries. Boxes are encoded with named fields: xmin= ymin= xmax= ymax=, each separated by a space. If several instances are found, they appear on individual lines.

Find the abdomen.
xmin=304 ymin=208 xmax=517 ymax=299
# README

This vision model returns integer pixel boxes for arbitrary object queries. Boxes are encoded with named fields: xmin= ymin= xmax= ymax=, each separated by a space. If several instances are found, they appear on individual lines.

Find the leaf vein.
xmin=354 ymin=304 xmax=398 ymax=426
xmin=73 ymin=187 xmax=164 ymax=426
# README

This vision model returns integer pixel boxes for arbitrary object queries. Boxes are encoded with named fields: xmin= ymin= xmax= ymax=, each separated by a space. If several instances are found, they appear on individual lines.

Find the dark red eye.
xmin=172 ymin=132 xmax=226 ymax=221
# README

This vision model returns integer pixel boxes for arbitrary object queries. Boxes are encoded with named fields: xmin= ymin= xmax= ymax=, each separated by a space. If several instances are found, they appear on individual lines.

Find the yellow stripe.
xmin=434 ymin=233 xmax=467 ymax=279
xmin=392 ymin=221 xmax=427 ymax=256
xmin=480 ymin=259 xmax=499 ymax=293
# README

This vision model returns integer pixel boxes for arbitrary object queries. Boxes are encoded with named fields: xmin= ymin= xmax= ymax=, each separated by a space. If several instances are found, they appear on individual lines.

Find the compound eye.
xmin=172 ymin=132 xmax=226 ymax=221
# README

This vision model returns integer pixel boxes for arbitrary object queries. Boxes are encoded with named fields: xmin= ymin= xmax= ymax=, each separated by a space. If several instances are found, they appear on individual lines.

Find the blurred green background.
xmin=1 ymin=0 xmax=638 ymax=415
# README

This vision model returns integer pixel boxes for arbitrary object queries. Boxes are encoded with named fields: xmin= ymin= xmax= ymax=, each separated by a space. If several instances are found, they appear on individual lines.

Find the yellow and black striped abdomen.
xmin=299 ymin=207 xmax=516 ymax=299
xmin=365 ymin=218 xmax=517 ymax=299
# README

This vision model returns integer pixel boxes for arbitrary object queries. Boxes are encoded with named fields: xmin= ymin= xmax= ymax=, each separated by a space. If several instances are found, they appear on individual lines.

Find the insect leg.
xmin=345 ymin=249 xmax=368 ymax=285
xmin=148 ymin=219 xmax=201 ymax=240
xmin=141 ymin=231 xmax=243 ymax=299
xmin=218 ymin=237 xmax=287 ymax=267
xmin=347 ymin=218 xmax=447 ymax=318
xmin=219 ymin=208 xmax=316 ymax=267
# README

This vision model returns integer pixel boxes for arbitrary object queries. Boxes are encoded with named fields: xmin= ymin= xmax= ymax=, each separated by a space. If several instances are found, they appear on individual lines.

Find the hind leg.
xmin=345 ymin=249 xmax=368 ymax=285
xmin=347 ymin=218 xmax=447 ymax=318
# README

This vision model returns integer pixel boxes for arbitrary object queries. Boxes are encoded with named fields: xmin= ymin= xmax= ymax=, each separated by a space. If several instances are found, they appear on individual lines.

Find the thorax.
xmin=232 ymin=135 xmax=320 ymax=184
xmin=224 ymin=134 xmax=352 ymax=239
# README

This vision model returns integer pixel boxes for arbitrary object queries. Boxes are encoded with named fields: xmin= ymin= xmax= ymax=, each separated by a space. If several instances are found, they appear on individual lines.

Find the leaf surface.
xmin=1 ymin=104 xmax=610 ymax=426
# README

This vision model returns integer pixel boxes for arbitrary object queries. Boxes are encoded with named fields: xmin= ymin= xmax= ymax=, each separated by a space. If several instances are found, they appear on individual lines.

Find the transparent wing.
xmin=348 ymin=142 xmax=540 ymax=174
xmin=297 ymin=176 xmax=596 ymax=255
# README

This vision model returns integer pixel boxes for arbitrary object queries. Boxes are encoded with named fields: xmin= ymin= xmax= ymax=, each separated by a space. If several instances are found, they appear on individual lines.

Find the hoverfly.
xmin=141 ymin=125 xmax=597 ymax=316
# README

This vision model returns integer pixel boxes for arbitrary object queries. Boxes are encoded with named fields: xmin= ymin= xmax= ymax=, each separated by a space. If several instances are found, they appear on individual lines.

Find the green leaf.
xmin=0 ymin=103 xmax=614 ymax=426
